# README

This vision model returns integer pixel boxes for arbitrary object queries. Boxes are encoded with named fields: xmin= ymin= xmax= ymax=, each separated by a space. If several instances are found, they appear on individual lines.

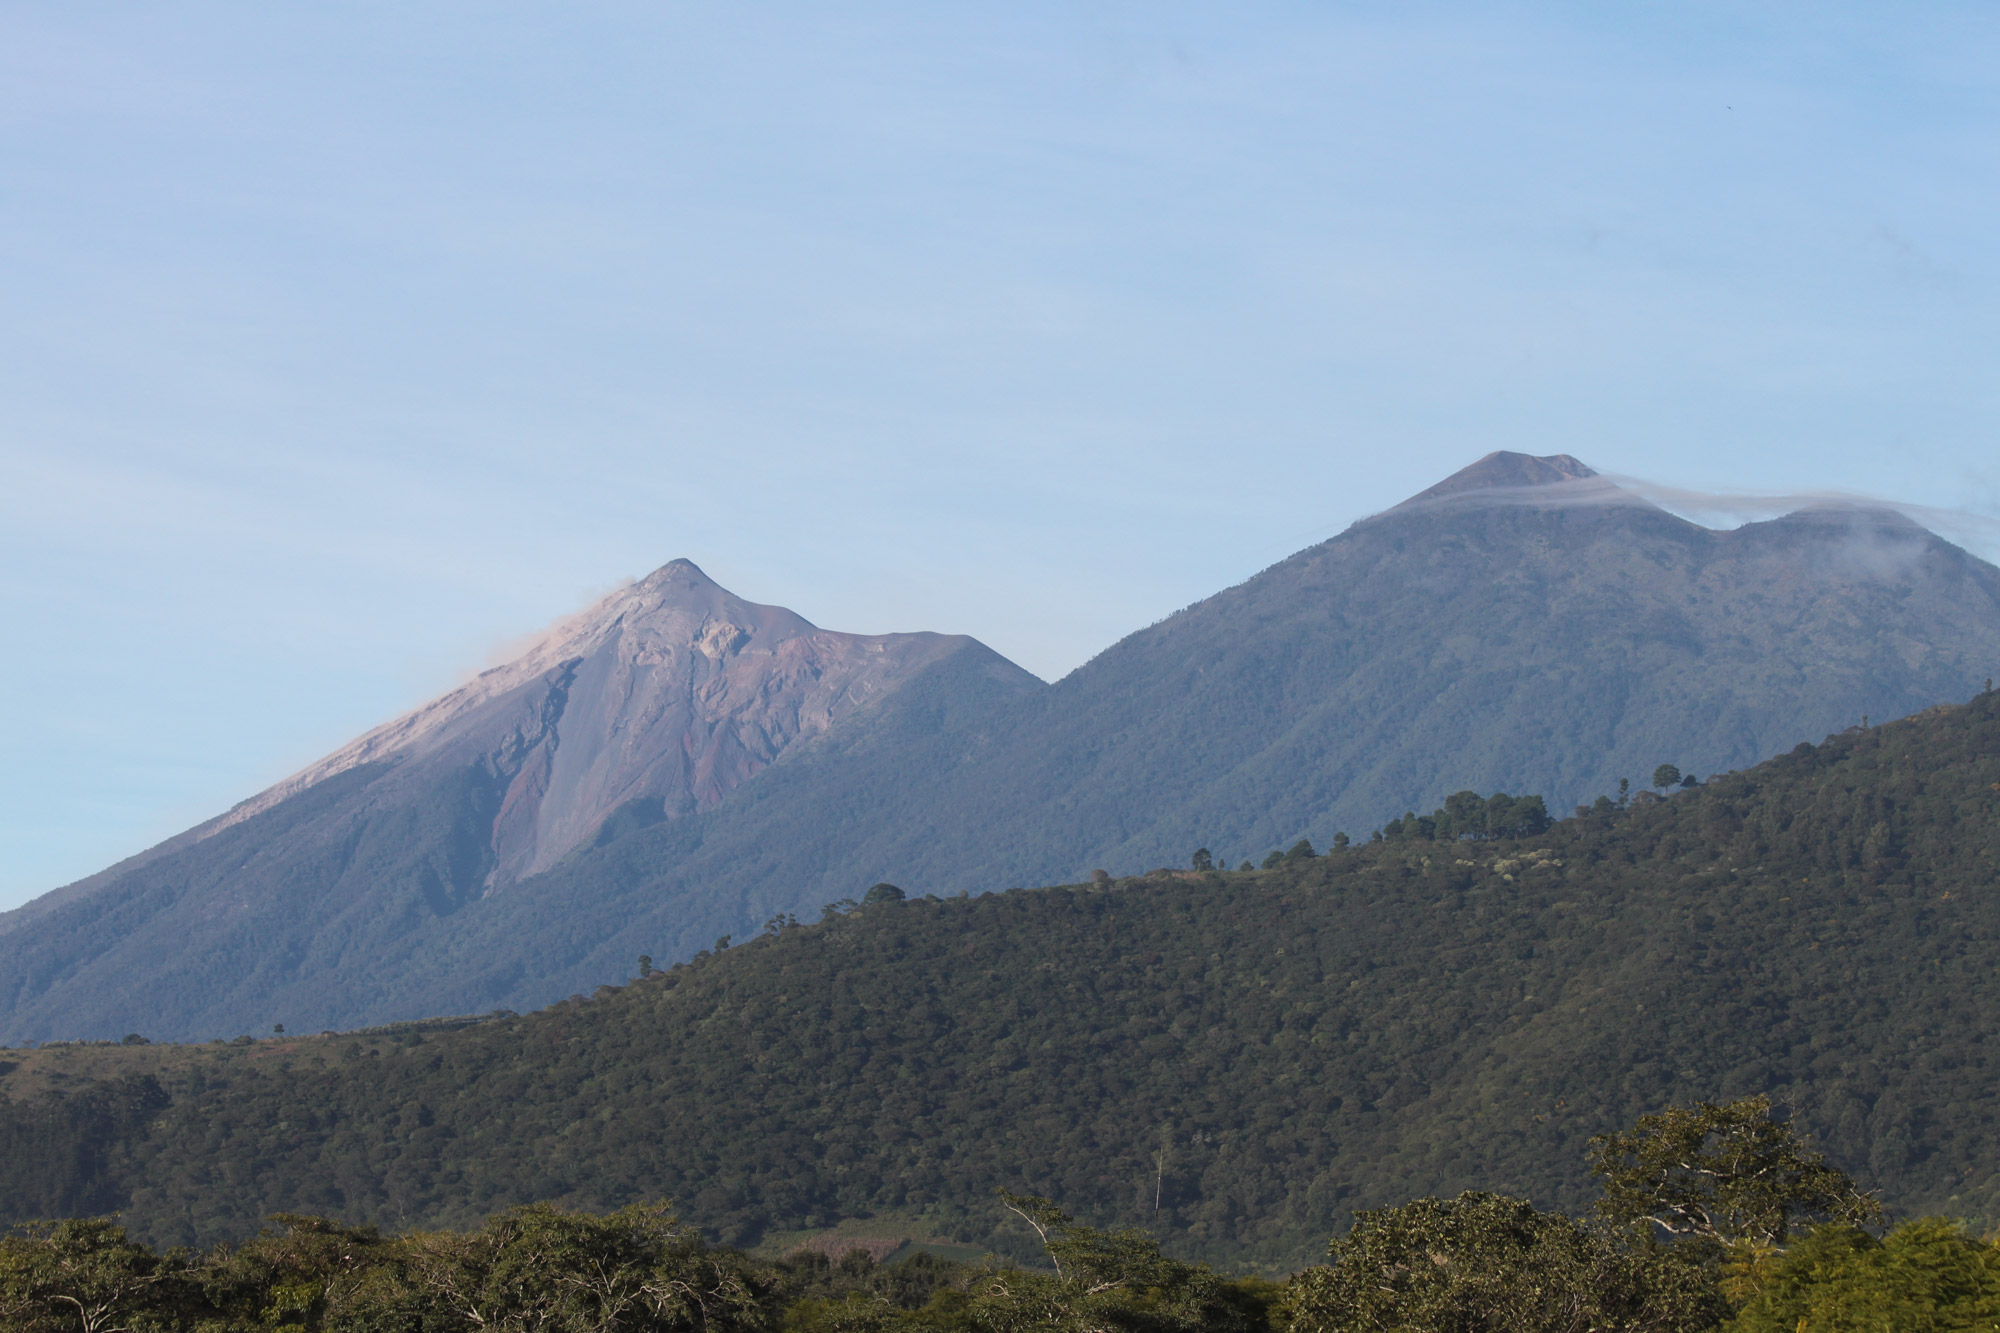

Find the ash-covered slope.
xmin=0 ymin=564 xmax=1041 ymax=1040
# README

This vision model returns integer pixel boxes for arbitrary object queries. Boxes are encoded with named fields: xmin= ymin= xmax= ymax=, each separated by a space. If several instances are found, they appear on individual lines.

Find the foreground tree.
xmin=394 ymin=1201 xmax=770 ymax=1333
xmin=0 ymin=1217 xmax=195 ymax=1333
xmin=1282 ymin=1191 xmax=1722 ymax=1333
xmin=781 ymin=1194 xmax=1267 ymax=1333
xmin=197 ymin=1213 xmax=400 ymax=1331
xmin=1589 ymin=1094 xmax=1881 ymax=1248
xmin=1723 ymin=1218 xmax=2000 ymax=1333
xmin=964 ymin=1193 xmax=1264 ymax=1333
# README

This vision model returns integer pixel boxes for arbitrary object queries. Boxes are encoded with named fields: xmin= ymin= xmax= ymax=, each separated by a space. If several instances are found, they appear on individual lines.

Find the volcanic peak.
xmin=1394 ymin=451 xmax=1604 ymax=509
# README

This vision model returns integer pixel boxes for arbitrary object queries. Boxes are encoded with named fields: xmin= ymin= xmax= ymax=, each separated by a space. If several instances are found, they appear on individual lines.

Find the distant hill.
xmin=6 ymin=687 xmax=2000 ymax=1270
xmin=6 ymin=453 xmax=2000 ymax=1041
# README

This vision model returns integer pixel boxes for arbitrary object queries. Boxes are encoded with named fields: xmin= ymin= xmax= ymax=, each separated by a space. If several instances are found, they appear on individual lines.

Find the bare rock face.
xmin=212 ymin=559 xmax=1006 ymax=888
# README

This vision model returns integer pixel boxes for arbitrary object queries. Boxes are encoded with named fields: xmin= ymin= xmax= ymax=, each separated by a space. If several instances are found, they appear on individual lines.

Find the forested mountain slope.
xmin=6 ymin=688 xmax=1999 ymax=1270
xmin=10 ymin=452 xmax=2000 ymax=1042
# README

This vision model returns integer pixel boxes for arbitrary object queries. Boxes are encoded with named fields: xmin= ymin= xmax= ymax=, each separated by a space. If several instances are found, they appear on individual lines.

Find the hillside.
xmin=9 ymin=452 xmax=2000 ymax=1042
xmin=5 ymin=687 xmax=1999 ymax=1270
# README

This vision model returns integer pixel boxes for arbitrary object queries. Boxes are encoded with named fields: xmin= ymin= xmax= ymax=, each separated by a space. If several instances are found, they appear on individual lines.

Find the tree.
xmin=197 ymin=1213 xmax=397 ymax=1331
xmin=394 ymin=1201 xmax=769 ymax=1332
xmin=1379 ymin=793 xmax=1551 ymax=843
xmin=1381 ymin=811 xmax=1431 ymax=843
xmin=1652 ymin=765 xmax=1682 ymax=791
xmin=1490 ymin=794 xmax=1550 ymax=838
xmin=1588 ymin=1094 xmax=1881 ymax=1247
xmin=1284 ymin=839 xmax=1316 ymax=862
xmin=1444 ymin=790 xmax=1487 ymax=837
xmin=0 ymin=1217 xmax=195 ymax=1333
xmin=1190 ymin=848 xmax=1214 ymax=873
xmin=638 ymin=955 xmax=655 ymax=978
xmin=1283 ymin=1191 xmax=1720 ymax=1333
xmin=1725 ymin=1218 xmax=2000 ymax=1332
xmin=862 ymin=884 xmax=906 ymax=907
xmin=977 ymin=1193 xmax=1261 ymax=1333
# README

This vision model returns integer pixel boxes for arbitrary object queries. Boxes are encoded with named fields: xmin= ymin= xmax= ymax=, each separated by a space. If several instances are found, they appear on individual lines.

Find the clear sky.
xmin=5 ymin=3 xmax=2000 ymax=910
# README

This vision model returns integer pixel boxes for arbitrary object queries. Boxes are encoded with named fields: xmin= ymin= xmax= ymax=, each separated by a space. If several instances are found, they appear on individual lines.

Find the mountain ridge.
xmin=8 ymin=453 xmax=2000 ymax=1040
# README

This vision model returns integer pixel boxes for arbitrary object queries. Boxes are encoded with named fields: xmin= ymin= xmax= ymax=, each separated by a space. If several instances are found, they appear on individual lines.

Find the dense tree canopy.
xmin=1722 ymin=1219 xmax=2000 ymax=1333
xmin=3 ymin=691 xmax=1999 ymax=1271
xmin=1589 ymin=1095 xmax=1881 ymax=1246
xmin=1376 ymin=790 xmax=1551 ymax=843
xmin=0 ymin=1197 xmax=1278 ymax=1333
xmin=5 ymin=1098 xmax=1989 ymax=1332
xmin=1283 ymin=1192 xmax=1721 ymax=1333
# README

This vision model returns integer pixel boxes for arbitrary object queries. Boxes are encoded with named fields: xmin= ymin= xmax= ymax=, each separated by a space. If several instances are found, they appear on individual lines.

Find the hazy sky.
xmin=6 ymin=3 xmax=2000 ymax=910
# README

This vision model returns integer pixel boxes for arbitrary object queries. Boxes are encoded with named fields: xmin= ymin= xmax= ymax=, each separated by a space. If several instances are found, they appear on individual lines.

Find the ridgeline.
xmin=14 ymin=455 xmax=2000 ymax=1045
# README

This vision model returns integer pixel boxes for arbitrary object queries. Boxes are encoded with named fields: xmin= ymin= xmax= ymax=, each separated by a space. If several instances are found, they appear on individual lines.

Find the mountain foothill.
xmin=4 ymin=684 xmax=2000 ymax=1273
xmin=4 ymin=452 xmax=2000 ymax=1044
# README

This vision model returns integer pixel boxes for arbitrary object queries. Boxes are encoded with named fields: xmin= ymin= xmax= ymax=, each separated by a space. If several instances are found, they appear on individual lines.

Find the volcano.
xmin=8 ymin=454 xmax=2000 ymax=1040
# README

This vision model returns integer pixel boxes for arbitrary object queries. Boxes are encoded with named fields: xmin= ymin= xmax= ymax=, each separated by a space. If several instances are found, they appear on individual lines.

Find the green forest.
xmin=3 ymin=688 xmax=2000 ymax=1293
xmin=10 ymin=1095 xmax=2000 ymax=1331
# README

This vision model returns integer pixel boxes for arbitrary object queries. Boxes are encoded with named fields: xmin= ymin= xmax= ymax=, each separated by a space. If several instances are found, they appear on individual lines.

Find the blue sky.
xmin=5 ymin=3 xmax=2000 ymax=909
